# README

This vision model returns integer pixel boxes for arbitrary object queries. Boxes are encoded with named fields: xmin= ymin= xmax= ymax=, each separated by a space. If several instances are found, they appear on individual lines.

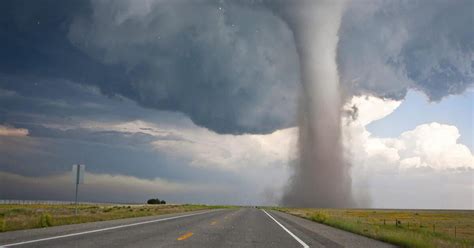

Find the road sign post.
xmin=72 ymin=164 xmax=85 ymax=215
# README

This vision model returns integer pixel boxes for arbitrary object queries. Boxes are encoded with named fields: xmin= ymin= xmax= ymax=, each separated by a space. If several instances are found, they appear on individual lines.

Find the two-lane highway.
xmin=0 ymin=208 xmax=395 ymax=247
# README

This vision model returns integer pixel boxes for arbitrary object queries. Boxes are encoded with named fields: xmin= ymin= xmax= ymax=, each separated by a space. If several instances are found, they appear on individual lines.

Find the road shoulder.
xmin=269 ymin=210 xmax=396 ymax=248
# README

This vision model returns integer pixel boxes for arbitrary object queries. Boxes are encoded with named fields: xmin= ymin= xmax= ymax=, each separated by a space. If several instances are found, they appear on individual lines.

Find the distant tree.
xmin=160 ymin=200 xmax=166 ymax=204
xmin=147 ymin=198 xmax=161 ymax=204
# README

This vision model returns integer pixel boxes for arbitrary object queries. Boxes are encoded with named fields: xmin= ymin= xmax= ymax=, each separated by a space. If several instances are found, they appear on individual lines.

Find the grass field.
xmin=273 ymin=207 xmax=474 ymax=248
xmin=0 ymin=203 xmax=230 ymax=232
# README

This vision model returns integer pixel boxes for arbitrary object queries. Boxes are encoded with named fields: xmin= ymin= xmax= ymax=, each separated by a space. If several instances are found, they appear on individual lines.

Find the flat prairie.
xmin=273 ymin=207 xmax=473 ymax=248
xmin=0 ymin=204 xmax=229 ymax=232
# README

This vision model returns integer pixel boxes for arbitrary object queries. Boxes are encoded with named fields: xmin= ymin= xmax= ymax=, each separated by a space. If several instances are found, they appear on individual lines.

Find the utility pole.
xmin=72 ymin=164 xmax=85 ymax=215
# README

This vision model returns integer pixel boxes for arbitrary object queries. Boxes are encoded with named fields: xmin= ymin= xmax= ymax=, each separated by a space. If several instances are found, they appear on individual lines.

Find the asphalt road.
xmin=0 ymin=208 xmax=395 ymax=248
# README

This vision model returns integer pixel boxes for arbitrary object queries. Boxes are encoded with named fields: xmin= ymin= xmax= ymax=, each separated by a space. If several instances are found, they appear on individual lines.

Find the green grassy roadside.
xmin=0 ymin=204 xmax=234 ymax=232
xmin=271 ymin=207 xmax=473 ymax=248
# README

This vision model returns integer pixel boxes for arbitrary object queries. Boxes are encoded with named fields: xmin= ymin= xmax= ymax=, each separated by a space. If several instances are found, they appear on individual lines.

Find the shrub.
xmin=147 ymin=198 xmax=165 ymax=204
xmin=39 ymin=213 xmax=52 ymax=227
xmin=311 ymin=211 xmax=329 ymax=223
xmin=0 ymin=215 xmax=5 ymax=232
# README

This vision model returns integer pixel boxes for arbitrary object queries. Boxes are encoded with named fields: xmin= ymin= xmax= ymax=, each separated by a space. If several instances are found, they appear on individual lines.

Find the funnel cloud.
xmin=269 ymin=0 xmax=354 ymax=207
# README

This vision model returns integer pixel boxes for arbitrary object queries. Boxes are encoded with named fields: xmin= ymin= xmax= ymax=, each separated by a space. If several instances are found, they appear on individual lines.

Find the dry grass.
xmin=273 ymin=207 xmax=474 ymax=248
xmin=0 ymin=204 xmax=230 ymax=232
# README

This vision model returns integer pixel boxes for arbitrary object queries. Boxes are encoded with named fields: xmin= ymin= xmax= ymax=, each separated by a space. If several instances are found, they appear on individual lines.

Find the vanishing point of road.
xmin=0 ymin=208 xmax=395 ymax=247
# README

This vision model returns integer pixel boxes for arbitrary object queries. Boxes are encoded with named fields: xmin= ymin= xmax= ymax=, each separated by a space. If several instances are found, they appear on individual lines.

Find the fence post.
xmin=455 ymin=226 xmax=456 ymax=238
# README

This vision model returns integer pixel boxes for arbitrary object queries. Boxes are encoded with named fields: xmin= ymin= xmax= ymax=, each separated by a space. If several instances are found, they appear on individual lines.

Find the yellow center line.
xmin=177 ymin=232 xmax=194 ymax=241
xmin=211 ymin=221 xmax=218 ymax=225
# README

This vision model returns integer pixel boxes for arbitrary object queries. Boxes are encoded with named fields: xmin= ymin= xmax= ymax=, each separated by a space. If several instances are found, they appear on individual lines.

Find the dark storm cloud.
xmin=0 ymin=75 xmax=197 ymax=132
xmin=1 ymin=0 xmax=300 ymax=134
xmin=1 ymin=0 xmax=472 ymax=135
xmin=0 ymin=78 xmax=192 ymax=179
xmin=67 ymin=0 xmax=300 ymax=134
xmin=0 ymin=0 xmax=135 ymax=98
xmin=0 ymin=76 xmax=242 ymax=187
xmin=338 ymin=0 xmax=474 ymax=101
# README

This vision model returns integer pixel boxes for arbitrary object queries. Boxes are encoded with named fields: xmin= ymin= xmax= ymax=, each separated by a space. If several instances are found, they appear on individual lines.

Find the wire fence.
xmin=346 ymin=214 xmax=472 ymax=240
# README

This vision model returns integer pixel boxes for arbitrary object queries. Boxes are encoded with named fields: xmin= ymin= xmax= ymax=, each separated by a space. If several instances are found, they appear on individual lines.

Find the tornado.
xmin=270 ymin=0 xmax=354 ymax=207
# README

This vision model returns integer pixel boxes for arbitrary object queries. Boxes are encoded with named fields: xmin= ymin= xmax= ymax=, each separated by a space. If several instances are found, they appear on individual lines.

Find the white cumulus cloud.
xmin=82 ymin=119 xmax=297 ymax=171
xmin=344 ymin=95 xmax=473 ymax=171
xmin=398 ymin=123 xmax=473 ymax=170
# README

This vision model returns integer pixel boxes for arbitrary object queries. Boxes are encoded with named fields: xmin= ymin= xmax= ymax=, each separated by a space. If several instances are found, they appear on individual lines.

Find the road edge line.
xmin=1 ymin=210 xmax=219 ymax=247
xmin=262 ymin=209 xmax=309 ymax=248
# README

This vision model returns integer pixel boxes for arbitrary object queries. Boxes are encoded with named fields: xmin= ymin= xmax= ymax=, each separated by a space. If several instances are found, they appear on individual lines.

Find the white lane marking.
xmin=1 ymin=210 xmax=218 ymax=247
xmin=262 ymin=209 xmax=309 ymax=248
